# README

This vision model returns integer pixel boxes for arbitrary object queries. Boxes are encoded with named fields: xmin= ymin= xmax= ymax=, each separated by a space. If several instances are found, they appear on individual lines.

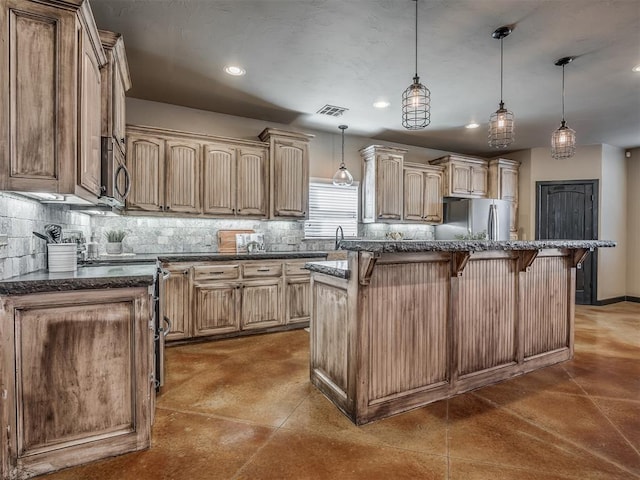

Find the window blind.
xmin=304 ymin=180 xmax=358 ymax=238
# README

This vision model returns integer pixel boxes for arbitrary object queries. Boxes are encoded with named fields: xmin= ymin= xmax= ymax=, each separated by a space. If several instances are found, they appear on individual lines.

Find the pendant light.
xmin=489 ymin=26 xmax=514 ymax=148
xmin=551 ymin=56 xmax=576 ymax=159
xmin=332 ymin=125 xmax=353 ymax=186
xmin=402 ymin=0 xmax=430 ymax=129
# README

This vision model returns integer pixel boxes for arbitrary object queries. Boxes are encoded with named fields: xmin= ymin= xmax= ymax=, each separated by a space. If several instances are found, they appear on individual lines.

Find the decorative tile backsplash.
xmin=1 ymin=193 xmax=435 ymax=279
xmin=0 ymin=193 xmax=91 ymax=280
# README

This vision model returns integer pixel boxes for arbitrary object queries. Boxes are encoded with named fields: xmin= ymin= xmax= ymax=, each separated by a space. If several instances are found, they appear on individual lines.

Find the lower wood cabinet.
xmin=0 ymin=287 xmax=153 ymax=479
xmin=162 ymin=257 xmax=324 ymax=342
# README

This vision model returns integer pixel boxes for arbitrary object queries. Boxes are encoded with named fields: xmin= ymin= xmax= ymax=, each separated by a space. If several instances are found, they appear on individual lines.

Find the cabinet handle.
xmin=232 ymin=208 xmax=236 ymax=213
xmin=211 ymin=271 xmax=225 ymax=275
xmin=166 ymin=206 xmax=171 ymax=210
xmin=161 ymin=269 xmax=171 ymax=280
xmin=121 ymin=137 xmax=126 ymax=144
xmin=162 ymin=316 xmax=172 ymax=337
xmin=257 ymin=268 xmax=271 ymax=272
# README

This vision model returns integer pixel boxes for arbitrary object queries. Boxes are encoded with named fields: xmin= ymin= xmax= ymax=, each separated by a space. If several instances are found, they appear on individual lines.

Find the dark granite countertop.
xmin=0 ymin=265 xmax=157 ymax=295
xmin=337 ymin=239 xmax=616 ymax=253
xmin=305 ymin=260 xmax=350 ymax=279
xmin=80 ymin=251 xmax=328 ymax=266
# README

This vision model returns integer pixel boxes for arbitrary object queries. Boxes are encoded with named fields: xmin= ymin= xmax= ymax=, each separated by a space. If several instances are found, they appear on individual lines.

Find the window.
xmin=304 ymin=179 xmax=358 ymax=238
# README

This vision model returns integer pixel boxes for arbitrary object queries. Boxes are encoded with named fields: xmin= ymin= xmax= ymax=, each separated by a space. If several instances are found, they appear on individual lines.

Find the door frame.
xmin=535 ymin=179 xmax=599 ymax=305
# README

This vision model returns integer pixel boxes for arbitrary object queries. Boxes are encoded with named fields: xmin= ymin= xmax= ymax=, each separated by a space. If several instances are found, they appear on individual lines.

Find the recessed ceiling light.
xmin=224 ymin=65 xmax=246 ymax=76
xmin=373 ymin=100 xmax=390 ymax=109
xmin=633 ymin=64 xmax=640 ymax=73
xmin=465 ymin=123 xmax=480 ymax=129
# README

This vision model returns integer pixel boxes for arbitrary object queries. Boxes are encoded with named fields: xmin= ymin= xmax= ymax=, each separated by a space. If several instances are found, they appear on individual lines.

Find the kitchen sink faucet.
xmin=335 ymin=226 xmax=344 ymax=250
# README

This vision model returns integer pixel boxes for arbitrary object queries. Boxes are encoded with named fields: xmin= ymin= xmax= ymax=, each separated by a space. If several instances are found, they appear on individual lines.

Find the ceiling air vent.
xmin=317 ymin=104 xmax=349 ymax=117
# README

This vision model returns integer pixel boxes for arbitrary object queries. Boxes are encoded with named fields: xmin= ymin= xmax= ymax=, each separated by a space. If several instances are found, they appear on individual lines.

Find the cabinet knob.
xmin=183 ymin=270 xmax=189 ymax=275
xmin=121 ymin=137 xmax=126 ymax=144
xmin=166 ymin=206 xmax=170 ymax=210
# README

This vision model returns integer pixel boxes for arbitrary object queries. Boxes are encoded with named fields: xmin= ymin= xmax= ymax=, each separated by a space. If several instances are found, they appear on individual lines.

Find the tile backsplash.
xmin=0 ymin=193 xmax=91 ymax=280
xmin=1 ymin=192 xmax=435 ymax=279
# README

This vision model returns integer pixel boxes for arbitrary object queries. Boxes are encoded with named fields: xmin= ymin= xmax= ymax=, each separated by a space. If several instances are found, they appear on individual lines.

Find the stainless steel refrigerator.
xmin=434 ymin=198 xmax=511 ymax=241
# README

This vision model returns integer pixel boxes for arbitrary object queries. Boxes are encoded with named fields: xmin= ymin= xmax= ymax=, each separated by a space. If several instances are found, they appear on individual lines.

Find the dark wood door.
xmin=536 ymin=180 xmax=598 ymax=305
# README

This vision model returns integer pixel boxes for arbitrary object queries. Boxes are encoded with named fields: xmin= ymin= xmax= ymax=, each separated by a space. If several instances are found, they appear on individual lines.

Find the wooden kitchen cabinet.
xmin=403 ymin=163 xmax=444 ymax=223
xmin=360 ymin=145 xmax=407 ymax=223
xmin=259 ymin=128 xmax=314 ymax=219
xmin=126 ymin=132 xmax=165 ymax=211
xmin=430 ymin=154 xmax=488 ymax=198
xmin=99 ymin=30 xmax=130 ymax=149
xmin=0 ymin=287 xmax=152 ymax=479
xmin=165 ymin=140 xmax=201 ymax=214
xmin=0 ymin=0 xmax=106 ymax=202
xmin=160 ymin=263 xmax=192 ymax=341
xmin=489 ymin=158 xmax=520 ymax=239
xmin=162 ymin=257 xmax=325 ymax=343
xmin=236 ymin=147 xmax=269 ymax=217
xmin=126 ymin=125 xmax=270 ymax=218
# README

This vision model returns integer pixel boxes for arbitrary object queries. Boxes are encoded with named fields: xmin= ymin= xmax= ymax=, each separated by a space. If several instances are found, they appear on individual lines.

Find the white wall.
xmin=126 ymin=98 xmax=453 ymax=181
xmin=599 ymin=145 xmax=627 ymax=300
xmin=627 ymin=147 xmax=640 ymax=298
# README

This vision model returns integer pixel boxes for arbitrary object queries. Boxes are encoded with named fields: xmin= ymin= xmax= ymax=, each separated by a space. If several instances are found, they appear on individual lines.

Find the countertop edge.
xmin=336 ymin=240 xmax=616 ymax=253
xmin=305 ymin=261 xmax=350 ymax=279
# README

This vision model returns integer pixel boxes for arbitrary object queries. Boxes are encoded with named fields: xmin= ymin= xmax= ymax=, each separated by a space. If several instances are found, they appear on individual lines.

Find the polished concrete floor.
xmin=43 ymin=303 xmax=639 ymax=479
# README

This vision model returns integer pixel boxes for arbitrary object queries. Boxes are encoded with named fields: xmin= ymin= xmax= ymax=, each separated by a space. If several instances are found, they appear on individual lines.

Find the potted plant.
xmin=104 ymin=230 xmax=127 ymax=254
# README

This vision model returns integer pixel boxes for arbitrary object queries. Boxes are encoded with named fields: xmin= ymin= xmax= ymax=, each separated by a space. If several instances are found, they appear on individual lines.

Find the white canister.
xmin=47 ymin=243 xmax=77 ymax=272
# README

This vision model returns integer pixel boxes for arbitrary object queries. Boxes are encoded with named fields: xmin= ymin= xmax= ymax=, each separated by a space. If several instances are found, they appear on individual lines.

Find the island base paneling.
xmin=310 ymin=249 xmax=577 ymax=425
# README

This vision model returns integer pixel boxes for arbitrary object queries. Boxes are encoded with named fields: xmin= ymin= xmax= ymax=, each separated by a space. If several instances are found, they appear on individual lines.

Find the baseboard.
xmin=595 ymin=296 xmax=640 ymax=305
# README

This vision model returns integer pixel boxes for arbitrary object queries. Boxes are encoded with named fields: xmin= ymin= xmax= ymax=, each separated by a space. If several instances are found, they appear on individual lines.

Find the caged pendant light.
xmin=332 ymin=125 xmax=353 ymax=187
xmin=551 ymin=56 xmax=576 ymax=159
xmin=489 ymin=26 xmax=515 ymax=148
xmin=402 ymin=0 xmax=430 ymax=129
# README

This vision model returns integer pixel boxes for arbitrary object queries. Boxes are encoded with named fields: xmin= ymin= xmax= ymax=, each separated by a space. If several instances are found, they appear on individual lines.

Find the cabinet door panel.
xmin=126 ymin=136 xmax=164 ymax=211
xmin=194 ymin=283 xmax=239 ymax=336
xmin=471 ymin=166 xmax=488 ymax=196
xmin=4 ymin=3 xmax=75 ymax=192
xmin=78 ymin=27 xmax=102 ymax=196
xmin=424 ymin=172 xmax=443 ymax=223
xmin=161 ymin=266 xmax=191 ymax=341
xmin=286 ymin=278 xmax=311 ymax=324
xmin=501 ymin=168 xmax=518 ymax=201
xmin=377 ymin=155 xmax=402 ymax=220
xmin=236 ymin=147 xmax=267 ymax=216
xmin=202 ymin=143 xmax=235 ymax=215
xmin=403 ymin=169 xmax=425 ymax=221
xmin=451 ymin=164 xmax=471 ymax=195
xmin=112 ymin=64 xmax=126 ymax=149
xmin=165 ymin=140 xmax=201 ymax=213
xmin=16 ymin=302 xmax=135 ymax=455
xmin=273 ymin=141 xmax=307 ymax=217
xmin=241 ymin=280 xmax=281 ymax=329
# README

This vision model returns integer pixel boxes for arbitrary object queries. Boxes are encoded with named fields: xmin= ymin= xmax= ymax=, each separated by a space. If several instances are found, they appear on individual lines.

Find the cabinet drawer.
xmin=193 ymin=264 xmax=240 ymax=281
xmin=243 ymin=263 xmax=283 ymax=278
xmin=285 ymin=262 xmax=311 ymax=276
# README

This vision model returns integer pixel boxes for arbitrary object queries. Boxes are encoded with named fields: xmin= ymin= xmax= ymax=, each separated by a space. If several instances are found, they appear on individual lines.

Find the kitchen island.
xmin=306 ymin=240 xmax=615 ymax=425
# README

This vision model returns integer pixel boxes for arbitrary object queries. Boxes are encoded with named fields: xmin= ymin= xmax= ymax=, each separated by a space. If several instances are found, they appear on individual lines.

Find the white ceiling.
xmin=91 ymin=0 xmax=640 ymax=157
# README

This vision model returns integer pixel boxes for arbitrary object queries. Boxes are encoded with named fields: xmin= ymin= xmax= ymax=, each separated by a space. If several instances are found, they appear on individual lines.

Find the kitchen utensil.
xmin=33 ymin=231 xmax=49 ymax=242
xmin=45 ymin=224 xmax=62 ymax=243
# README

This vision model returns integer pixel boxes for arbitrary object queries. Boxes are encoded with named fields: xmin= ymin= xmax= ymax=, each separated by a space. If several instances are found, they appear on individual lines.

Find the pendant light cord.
xmin=341 ymin=127 xmax=345 ymax=168
xmin=416 ymin=1 xmax=419 ymax=77
xmin=561 ymin=64 xmax=566 ymax=123
xmin=499 ymin=37 xmax=504 ymax=104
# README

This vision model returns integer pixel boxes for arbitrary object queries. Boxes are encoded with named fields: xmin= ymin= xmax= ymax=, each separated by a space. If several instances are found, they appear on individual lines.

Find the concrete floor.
xmin=42 ymin=303 xmax=640 ymax=479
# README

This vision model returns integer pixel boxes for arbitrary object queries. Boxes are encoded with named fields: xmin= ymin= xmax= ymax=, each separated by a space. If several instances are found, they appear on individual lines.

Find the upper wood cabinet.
xmin=403 ymin=163 xmax=444 ymax=224
xmin=259 ymin=128 xmax=314 ymax=219
xmin=99 ymin=30 xmax=131 ymax=152
xmin=489 ymin=158 xmax=520 ymax=239
xmin=430 ymin=154 xmax=488 ymax=198
xmin=126 ymin=132 xmax=165 ymax=211
xmin=236 ymin=147 xmax=268 ymax=216
xmin=165 ymin=140 xmax=201 ymax=214
xmin=360 ymin=145 xmax=407 ymax=223
xmin=0 ymin=0 xmax=106 ymax=201
xmin=126 ymin=125 xmax=269 ymax=218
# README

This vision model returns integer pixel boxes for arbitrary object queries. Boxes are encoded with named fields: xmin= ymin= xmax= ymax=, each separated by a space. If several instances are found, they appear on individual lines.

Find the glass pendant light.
xmin=402 ymin=0 xmax=430 ymax=129
xmin=551 ymin=56 xmax=576 ymax=159
xmin=489 ymin=26 xmax=514 ymax=148
xmin=332 ymin=125 xmax=353 ymax=186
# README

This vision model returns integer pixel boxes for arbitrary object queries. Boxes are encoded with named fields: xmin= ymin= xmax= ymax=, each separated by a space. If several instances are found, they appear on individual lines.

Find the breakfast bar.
xmin=306 ymin=239 xmax=615 ymax=425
